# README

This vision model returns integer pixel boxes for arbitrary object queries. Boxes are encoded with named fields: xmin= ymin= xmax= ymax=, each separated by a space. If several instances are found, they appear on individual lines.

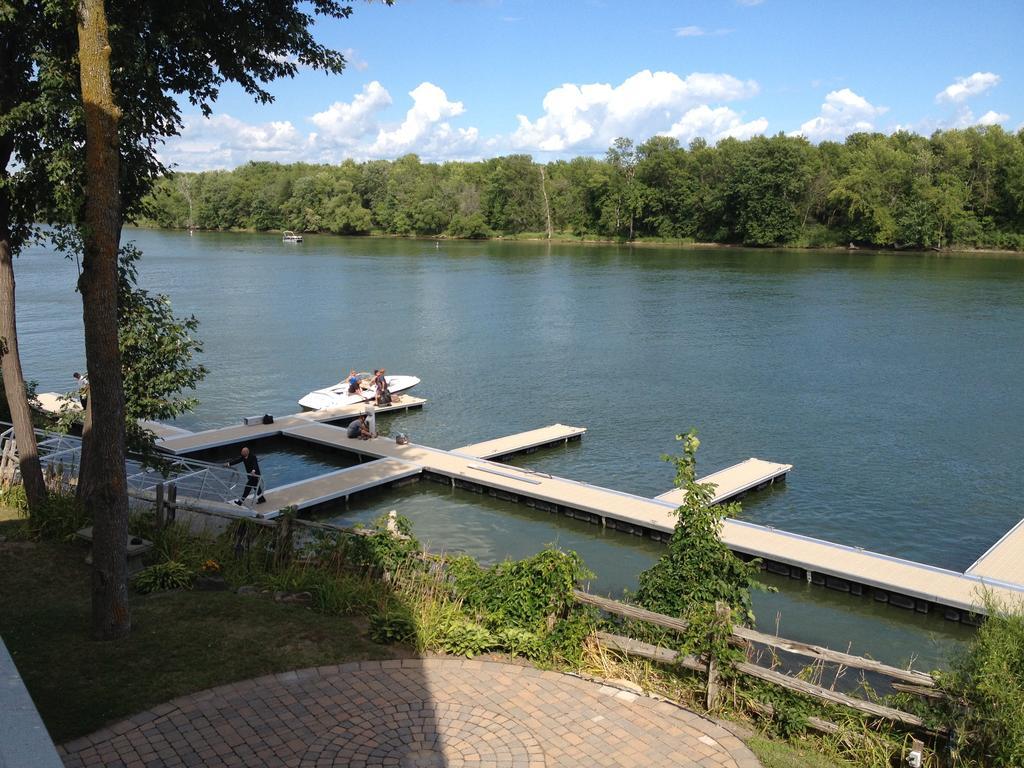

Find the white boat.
xmin=282 ymin=230 xmax=303 ymax=243
xmin=298 ymin=374 xmax=420 ymax=411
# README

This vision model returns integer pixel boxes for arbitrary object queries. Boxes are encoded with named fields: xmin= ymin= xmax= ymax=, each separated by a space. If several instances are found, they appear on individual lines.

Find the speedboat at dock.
xmin=298 ymin=373 xmax=420 ymax=410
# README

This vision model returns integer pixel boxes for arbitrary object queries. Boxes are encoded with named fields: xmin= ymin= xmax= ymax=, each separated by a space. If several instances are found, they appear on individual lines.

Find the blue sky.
xmin=162 ymin=0 xmax=1024 ymax=170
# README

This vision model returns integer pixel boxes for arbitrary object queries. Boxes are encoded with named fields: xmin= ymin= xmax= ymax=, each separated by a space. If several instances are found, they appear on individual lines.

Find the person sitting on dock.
xmin=346 ymin=413 xmax=374 ymax=440
xmin=224 ymin=446 xmax=266 ymax=504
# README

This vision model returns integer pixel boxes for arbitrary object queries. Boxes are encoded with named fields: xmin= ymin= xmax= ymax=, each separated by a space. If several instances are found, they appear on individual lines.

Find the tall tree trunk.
xmin=0 ymin=13 xmax=47 ymax=512
xmin=0 ymin=230 xmax=48 ymax=512
xmin=77 ymin=0 xmax=130 ymax=640
xmin=539 ymin=166 xmax=553 ymax=240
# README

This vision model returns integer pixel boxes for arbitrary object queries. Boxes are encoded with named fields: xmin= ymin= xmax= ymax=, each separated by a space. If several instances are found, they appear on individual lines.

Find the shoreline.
xmin=128 ymin=223 xmax=1024 ymax=258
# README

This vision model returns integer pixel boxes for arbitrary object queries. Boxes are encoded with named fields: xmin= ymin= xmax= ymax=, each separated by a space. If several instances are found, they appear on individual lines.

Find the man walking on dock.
xmin=226 ymin=446 xmax=266 ymax=504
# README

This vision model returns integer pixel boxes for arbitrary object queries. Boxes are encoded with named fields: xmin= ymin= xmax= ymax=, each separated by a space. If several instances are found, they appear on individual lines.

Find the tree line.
xmin=145 ymin=127 xmax=1024 ymax=250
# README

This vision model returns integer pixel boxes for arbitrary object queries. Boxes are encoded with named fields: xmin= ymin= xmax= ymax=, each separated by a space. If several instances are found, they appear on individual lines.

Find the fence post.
xmin=274 ymin=507 xmax=295 ymax=568
xmin=167 ymin=483 xmax=178 ymax=525
xmin=705 ymin=602 xmax=732 ymax=711
xmin=154 ymin=482 xmax=165 ymax=531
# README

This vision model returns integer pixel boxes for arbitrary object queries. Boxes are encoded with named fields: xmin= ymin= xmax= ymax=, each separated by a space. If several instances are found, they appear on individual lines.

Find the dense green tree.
xmin=602 ymin=138 xmax=642 ymax=239
xmin=635 ymin=430 xmax=762 ymax=624
xmin=545 ymin=157 xmax=609 ymax=237
xmin=482 ymin=155 xmax=544 ymax=234
xmin=117 ymin=245 xmax=207 ymax=452
xmin=140 ymin=129 xmax=1024 ymax=251
xmin=725 ymin=134 xmax=817 ymax=246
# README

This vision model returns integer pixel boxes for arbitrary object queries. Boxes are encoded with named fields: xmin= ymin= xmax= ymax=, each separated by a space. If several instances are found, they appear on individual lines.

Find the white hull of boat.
xmin=298 ymin=375 xmax=420 ymax=411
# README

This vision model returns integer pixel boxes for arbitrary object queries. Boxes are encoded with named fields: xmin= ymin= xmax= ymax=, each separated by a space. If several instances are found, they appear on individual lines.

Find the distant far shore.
xmin=128 ymin=223 xmax=1024 ymax=258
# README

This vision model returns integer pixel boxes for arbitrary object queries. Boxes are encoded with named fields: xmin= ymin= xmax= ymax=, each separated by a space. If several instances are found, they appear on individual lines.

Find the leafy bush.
xmin=495 ymin=627 xmax=545 ymax=661
xmin=133 ymin=560 xmax=194 ymax=593
xmin=449 ymin=548 xmax=592 ymax=633
xmin=437 ymin=618 xmax=495 ymax=658
xmin=939 ymin=595 xmax=1024 ymax=765
xmin=636 ymin=430 xmax=763 ymax=626
xmin=348 ymin=513 xmax=422 ymax=573
xmin=19 ymin=491 xmax=91 ymax=541
xmin=370 ymin=608 xmax=417 ymax=645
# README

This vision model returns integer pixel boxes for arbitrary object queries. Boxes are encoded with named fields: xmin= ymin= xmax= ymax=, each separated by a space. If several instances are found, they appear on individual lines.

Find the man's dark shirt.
xmin=229 ymin=452 xmax=260 ymax=476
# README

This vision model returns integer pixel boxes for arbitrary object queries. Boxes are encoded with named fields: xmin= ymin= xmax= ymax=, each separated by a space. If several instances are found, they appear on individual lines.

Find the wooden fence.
xmin=574 ymin=590 xmax=944 ymax=735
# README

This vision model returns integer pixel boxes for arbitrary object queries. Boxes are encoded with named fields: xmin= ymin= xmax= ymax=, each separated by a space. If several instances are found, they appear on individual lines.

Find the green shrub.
xmin=495 ymin=627 xmax=545 ymax=661
xmin=22 ymin=492 xmax=91 ymax=541
xmin=636 ymin=430 xmax=764 ymax=627
xmin=370 ymin=608 xmax=416 ymax=645
xmin=133 ymin=560 xmax=194 ymax=593
xmin=438 ymin=618 xmax=495 ymax=658
xmin=939 ymin=595 xmax=1024 ymax=765
xmin=348 ymin=514 xmax=422 ymax=573
xmin=449 ymin=548 xmax=592 ymax=632
xmin=262 ymin=566 xmax=381 ymax=615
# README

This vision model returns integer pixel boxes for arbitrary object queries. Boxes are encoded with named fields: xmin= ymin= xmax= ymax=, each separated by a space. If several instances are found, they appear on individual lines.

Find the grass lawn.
xmin=0 ymin=513 xmax=850 ymax=766
xmin=747 ymin=736 xmax=849 ymax=768
xmin=0 ymin=523 xmax=400 ymax=744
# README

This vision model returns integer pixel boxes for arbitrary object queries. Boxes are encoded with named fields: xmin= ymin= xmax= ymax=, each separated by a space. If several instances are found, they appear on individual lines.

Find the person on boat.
xmin=224 ymin=446 xmax=266 ymax=504
xmin=346 ymin=369 xmax=361 ymax=395
xmin=374 ymin=369 xmax=393 ymax=406
xmin=346 ymin=413 xmax=374 ymax=440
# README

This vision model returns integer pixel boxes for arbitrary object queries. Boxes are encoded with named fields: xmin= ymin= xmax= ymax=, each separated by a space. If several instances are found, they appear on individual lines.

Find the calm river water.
xmin=16 ymin=229 xmax=1024 ymax=668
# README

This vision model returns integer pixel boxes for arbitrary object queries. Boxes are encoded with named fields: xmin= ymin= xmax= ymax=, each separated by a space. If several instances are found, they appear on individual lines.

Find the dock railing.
xmin=0 ymin=425 xmax=255 ymax=509
xmin=573 ymin=589 xmax=944 ymax=735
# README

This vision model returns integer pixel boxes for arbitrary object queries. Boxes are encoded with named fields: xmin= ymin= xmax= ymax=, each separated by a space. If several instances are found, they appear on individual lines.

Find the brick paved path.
xmin=60 ymin=658 xmax=760 ymax=768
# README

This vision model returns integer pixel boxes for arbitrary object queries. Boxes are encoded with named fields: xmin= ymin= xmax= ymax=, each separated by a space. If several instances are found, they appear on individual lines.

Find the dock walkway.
xmin=457 ymin=424 xmax=586 ymax=460
xmin=146 ymin=406 xmax=1024 ymax=618
xmin=277 ymin=422 xmax=1024 ymax=615
xmin=260 ymin=458 xmax=421 ymax=512
xmin=656 ymin=458 xmax=792 ymax=506
xmin=966 ymin=517 xmax=1024 ymax=585
xmin=157 ymin=396 xmax=426 ymax=455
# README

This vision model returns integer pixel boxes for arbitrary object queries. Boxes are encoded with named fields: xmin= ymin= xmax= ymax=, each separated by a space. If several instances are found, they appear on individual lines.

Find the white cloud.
xmin=664 ymin=105 xmax=768 ymax=142
xmin=737 ymin=0 xmax=764 ymax=5
xmin=341 ymin=48 xmax=369 ymax=72
xmin=158 ymin=114 xmax=314 ymax=171
xmin=791 ymin=88 xmax=888 ymax=141
xmin=936 ymin=72 xmax=1000 ymax=103
xmin=948 ymin=107 xmax=1010 ymax=129
xmin=510 ymin=69 xmax=759 ymax=153
xmin=161 ymin=81 xmax=482 ymax=169
xmin=977 ymin=109 xmax=1009 ymax=126
xmin=675 ymin=25 xmax=730 ymax=37
xmin=367 ymin=82 xmax=479 ymax=158
xmin=309 ymin=81 xmax=392 ymax=146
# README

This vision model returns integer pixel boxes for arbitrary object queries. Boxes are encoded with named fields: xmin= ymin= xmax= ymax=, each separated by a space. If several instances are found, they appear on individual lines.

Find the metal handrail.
xmin=3 ymin=424 xmax=248 ymax=507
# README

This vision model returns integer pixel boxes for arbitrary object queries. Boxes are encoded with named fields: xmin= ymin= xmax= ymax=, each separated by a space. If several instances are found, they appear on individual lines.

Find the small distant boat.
xmin=282 ymin=230 xmax=303 ymax=243
xmin=298 ymin=373 xmax=421 ymax=410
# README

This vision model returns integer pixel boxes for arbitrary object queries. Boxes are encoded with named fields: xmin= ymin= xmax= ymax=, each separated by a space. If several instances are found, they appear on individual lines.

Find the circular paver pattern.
xmin=59 ymin=658 xmax=761 ymax=768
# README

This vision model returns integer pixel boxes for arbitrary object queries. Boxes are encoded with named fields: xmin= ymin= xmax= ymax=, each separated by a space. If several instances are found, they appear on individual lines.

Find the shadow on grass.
xmin=0 ymin=521 xmax=410 ymax=746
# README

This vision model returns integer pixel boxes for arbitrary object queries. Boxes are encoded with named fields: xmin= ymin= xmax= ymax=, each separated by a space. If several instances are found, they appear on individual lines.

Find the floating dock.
xmin=157 ymin=396 xmax=426 ymax=455
xmin=656 ymin=457 xmax=792 ymax=506
xmin=260 ymin=458 xmax=422 ymax=512
xmin=966 ymin=516 xmax=1024 ymax=584
xmin=457 ymin=424 xmax=587 ymax=460
xmin=152 ymin=406 xmax=1024 ymax=619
